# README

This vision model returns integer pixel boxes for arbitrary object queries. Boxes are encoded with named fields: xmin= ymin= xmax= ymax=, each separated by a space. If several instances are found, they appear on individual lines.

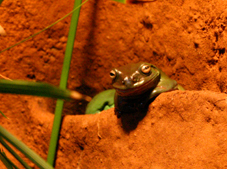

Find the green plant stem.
xmin=0 ymin=137 xmax=31 ymax=169
xmin=0 ymin=154 xmax=14 ymax=169
xmin=0 ymin=79 xmax=91 ymax=101
xmin=0 ymin=150 xmax=18 ymax=169
xmin=0 ymin=110 xmax=7 ymax=118
xmin=113 ymin=0 xmax=126 ymax=3
xmin=0 ymin=0 xmax=4 ymax=6
xmin=47 ymin=0 xmax=82 ymax=166
xmin=0 ymin=80 xmax=73 ymax=100
xmin=0 ymin=126 xmax=54 ymax=169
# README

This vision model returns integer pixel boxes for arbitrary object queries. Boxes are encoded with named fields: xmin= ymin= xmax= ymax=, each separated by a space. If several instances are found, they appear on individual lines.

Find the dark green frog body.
xmin=85 ymin=62 xmax=184 ymax=117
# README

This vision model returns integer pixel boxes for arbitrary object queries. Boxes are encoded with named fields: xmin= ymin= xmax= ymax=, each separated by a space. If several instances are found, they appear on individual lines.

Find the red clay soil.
xmin=1 ymin=0 xmax=227 ymax=168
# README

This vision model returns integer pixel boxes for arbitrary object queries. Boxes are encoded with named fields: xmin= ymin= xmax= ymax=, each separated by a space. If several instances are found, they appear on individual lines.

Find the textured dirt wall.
xmin=1 ymin=0 xmax=227 ymax=93
xmin=1 ymin=0 xmax=227 ymax=168
xmin=2 ymin=91 xmax=227 ymax=168
xmin=57 ymin=91 xmax=227 ymax=169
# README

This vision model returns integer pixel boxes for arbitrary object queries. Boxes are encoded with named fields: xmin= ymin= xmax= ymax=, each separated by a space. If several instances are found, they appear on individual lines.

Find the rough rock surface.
xmin=2 ymin=91 xmax=227 ymax=168
xmin=56 ymin=91 xmax=227 ymax=169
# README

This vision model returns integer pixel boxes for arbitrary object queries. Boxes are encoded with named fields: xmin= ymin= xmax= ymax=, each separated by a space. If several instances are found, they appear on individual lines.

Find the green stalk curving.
xmin=0 ymin=79 xmax=91 ymax=101
xmin=47 ymin=0 xmax=82 ymax=166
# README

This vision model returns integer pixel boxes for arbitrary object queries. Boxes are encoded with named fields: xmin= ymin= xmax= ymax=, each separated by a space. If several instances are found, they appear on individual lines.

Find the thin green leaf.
xmin=0 ymin=111 xmax=7 ymax=118
xmin=0 ymin=149 xmax=18 ymax=169
xmin=0 ymin=154 xmax=14 ymax=169
xmin=0 ymin=137 xmax=31 ymax=169
xmin=0 ymin=79 xmax=91 ymax=101
xmin=0 ymin=0 xmax=4 ymax=6
xmin=112 ymin=0 xmax=126 ymax=3
xmin=0 ymin=126 xmax=54 ymax=169
xmin=0 ymin=79 xmax=71 ymax=100
xmin=47 ymin=0 xmax=82 ymax=166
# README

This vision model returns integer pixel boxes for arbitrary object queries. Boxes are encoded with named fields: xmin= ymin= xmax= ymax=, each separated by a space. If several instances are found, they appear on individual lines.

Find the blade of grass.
xmin=0 ymin=0 xmax=4 ymax=6
xmin=0 ymin=137 xmax=31 ymax=169
xmin=0 ymin=150 xmax=17 ymax=169
xmin=0 ymin=126 xmax=54 ymax=169
xmin=47 ymin=0 xmax=82 ymax=166
xmin=113 ymin=0 xmax=126 ymax=3
xmin=0 ymin=0 xmax=88 ymax=54
xmin=0 ymin=111 xmax=7 ymax=118
xmin=0 ymin=79 xmax=91 ymax=101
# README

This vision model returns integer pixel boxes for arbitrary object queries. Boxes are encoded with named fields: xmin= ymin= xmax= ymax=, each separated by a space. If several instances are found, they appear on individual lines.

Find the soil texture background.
xmin=1 ymin=0 xmax=227 ymax=168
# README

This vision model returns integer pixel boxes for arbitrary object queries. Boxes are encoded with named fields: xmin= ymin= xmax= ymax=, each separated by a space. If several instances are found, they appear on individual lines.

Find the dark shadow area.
xmin=81 ymin=0 xmax=99 ymax=78
xmin=118 ymin=91 xmax=158 ymax=133
xmin=129 ymin=0 xmax=157 ymax=4
xmin=120 ymin=107 xmax=148 ymax=133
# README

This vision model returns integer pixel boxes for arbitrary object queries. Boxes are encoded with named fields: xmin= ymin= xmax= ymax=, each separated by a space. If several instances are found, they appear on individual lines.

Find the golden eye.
xmin=110 ymin=70 xmax=116 ymax=79
xmin=141 ymin=65 xmax=151 ymax=74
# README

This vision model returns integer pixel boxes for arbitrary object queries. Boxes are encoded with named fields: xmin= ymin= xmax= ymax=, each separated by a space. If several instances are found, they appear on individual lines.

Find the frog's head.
xmin=110 ymin=62 xmax=160 ymax=96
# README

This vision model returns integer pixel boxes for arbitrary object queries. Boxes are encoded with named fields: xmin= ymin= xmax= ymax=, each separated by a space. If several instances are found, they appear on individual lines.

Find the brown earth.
xmin=1 ymin=0 xmax=227 ymax=168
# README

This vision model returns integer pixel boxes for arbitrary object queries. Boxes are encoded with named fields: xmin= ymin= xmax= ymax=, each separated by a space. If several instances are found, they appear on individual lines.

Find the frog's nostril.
xmin=122 ymin=77 xmax=133 ymax=87
xmin=124 ymin=80 xmax=133 ymax=87
xmin=133 ymin=78 xmax=138 ymax=82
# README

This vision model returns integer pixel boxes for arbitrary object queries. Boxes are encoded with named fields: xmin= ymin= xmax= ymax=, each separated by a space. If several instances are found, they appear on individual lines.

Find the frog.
xmin=85 ymin=62 xmax=184 ymax=118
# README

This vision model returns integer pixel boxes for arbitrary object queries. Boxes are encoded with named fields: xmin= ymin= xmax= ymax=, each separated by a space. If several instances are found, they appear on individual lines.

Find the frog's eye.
xmin=141 ymin=65 xmax=151 ymax=74
xmin=110 ymin=70 xmax=116 ymax=79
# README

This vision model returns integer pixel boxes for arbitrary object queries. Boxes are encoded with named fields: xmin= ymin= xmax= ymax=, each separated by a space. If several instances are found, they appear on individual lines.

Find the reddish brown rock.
xmin=56 ymin=90 xmax=227 ymax=168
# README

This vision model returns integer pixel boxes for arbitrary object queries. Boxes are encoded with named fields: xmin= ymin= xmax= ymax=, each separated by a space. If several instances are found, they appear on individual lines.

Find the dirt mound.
xmin=1 ymin=90 xmax=227 ymax=168
xmin=55 ymin=90 xmax=227 ymax=168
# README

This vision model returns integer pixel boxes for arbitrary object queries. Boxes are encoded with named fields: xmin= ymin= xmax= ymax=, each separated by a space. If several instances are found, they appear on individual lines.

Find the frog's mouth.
xmin=114 ymin=74 xmax=160 ymax=97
